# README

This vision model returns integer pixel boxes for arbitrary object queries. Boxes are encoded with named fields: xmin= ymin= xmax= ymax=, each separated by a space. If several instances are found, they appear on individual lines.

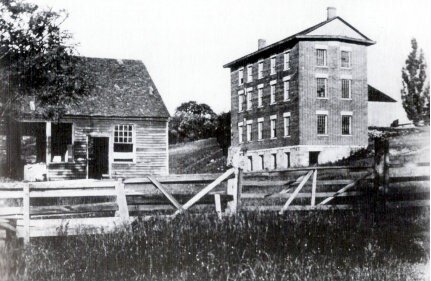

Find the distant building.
xmin=367 ymin=85 xmax=397 ymax=127
xmin=4 ymin=57 xmax=169 ymax=180
xmin=224 ymin=7 xmax=394 ymax=170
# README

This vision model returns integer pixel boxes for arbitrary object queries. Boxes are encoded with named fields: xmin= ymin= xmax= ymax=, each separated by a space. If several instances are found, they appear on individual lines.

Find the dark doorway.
xmin=88 ymin=137 xmax=109 ymax=179
xmin=309 ymin=151 xmax=320 ymax=166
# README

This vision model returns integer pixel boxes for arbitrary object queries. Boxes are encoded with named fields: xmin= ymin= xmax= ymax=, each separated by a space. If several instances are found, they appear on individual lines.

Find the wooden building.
xmin=4 ymin=57 xmax=170 ymax=180
xmin=224 ymin=7 xmax=392 ymax=170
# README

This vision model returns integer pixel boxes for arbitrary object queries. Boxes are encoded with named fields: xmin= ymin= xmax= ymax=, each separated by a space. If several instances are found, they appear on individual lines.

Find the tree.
xmin=169 ymin=101 xmax=218 ymax=143
xmin=0 ymin=0 xmax=92 ymax=120
xmin=215 ymin=111 xmax=230 ymax=155
xmin=401 ymin=38 xmax=429 ymax=126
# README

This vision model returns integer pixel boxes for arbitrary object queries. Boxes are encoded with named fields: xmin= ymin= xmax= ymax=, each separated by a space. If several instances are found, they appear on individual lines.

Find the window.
xmin=258 ymin=60 xmax=264 ymax=79
xmin=341 ymin=51 xmax=351 ymax=68
xmin=246 ymin=121 xmax=252 ymax=142
xmin=248 ymin=156 xmax=253 ymax=171
xmin=285 ymin=152 xmax=291 ymax=168
xmin=316 ymin=78 xmax=327 ymax=98
xmin=272 ymin=153 xmax=277 ymax=169
xmin=260 ymin=155 xmax=265 ymax=170
xmin=238 ymin=123 xmax=243 ymax=143
xmin=258 ymin=118 xmax=263 ymax=140
xmin=257 ymin=86 xmax=263 ymax=107
xmin=317 ymin=114 xmax=327 ymax=135
xmin=342 ymin=115 xmax=352 ymax=135
xmin=114 ymin=125 xmax=134 ymax=162
xmin=283 ymin=113 xmax=291 ymax=137
xmin=270 ymin=115 xmax=277 ymax=138
xmin=316 ymin=49 xmax=327 ymax=66
xmin=341 ymin=79 xmax=351 ymax=99
xmin=51 ymin=123 xmax=73 ymax=162
xmin=238 ymin=91 xmax=244 ymax=112
xmin=246 ymin=88 xmax=253 ymax=110
xmin=238 ymin=68 xmax=244 ymax=85
xmin=247 ymin=65 xmax=253 ymax=82
xmin=270 ymin=56 xmax=276 ymax=75
xmin=284 ymin=51 xmax=290 ymax=70
xmin=270 ymin=82 xmax=276 ymax=104
xmin=283 ymin=80 xmax=290 ymax=101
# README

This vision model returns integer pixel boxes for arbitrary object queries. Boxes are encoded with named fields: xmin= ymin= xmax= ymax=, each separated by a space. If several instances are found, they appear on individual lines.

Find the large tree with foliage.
xmin=0 ymin=0 xmax=92 ymax=120
xmin=401 ymin=38 xmax=429 ymax=125
xmin=169 ymin=101 xmax=218 ymax=143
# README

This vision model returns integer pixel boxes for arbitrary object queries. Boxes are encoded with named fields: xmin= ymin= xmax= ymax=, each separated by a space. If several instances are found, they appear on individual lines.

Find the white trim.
xmin=238 ymin=90 xmax=244 ymax=95
xmin=283 ymin=76 xmax=291 ymax=81
xmin=246 ymin=120 xmax=253 ymax=124
xmin=315 ymin=44 xmax=328 ymax=49
xmin=316 ymin=110 xmax=328 ymax=115
xmin=270 ymin=80 xmax=277 ymax=85
xmin=246 ymin=87 xmax=253 ymax=91
xmin=315 ymin=73 xmax=328 ymax=78
xmin=257 ymin=117 xmax=264 ymax=122
xmin=257 ymin=83 xmax=264 ymax=89
xmin=341 ymin=111 xmax=353 ymax=116
xmin=283 ymin=112 xmax=291 ymax=117
xmin=238 ymin=122 xmax=243 ymax=127
xmin=270 ymin=115 xmax=277 ymax=120
xmin=340 ymin=74 xmax=352 ymax=79
xmin=340 ymin=46 xmax=352 ymax=51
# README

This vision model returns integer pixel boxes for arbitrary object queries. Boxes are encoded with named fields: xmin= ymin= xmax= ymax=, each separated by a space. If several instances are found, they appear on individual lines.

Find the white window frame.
xmin=238 ymin=122 xmax=244 ymax=143
xmin=238 ymin=67 xmax=244 ymax=85
xmin=270 ymin=55 xmax=276 ymax=75
xmin=246 ymin=120 xmax=253 ymax=142
xmin=113 ymin=124 xmax=135 ymax=162
xmin=258 ymin=60 xmax=264 ymax=79
xmin=270 ymin=80 xmax=277 ymax=104
xmin=270 ymin=115 xmax=277 ymax=139
xmin=315 ymin=46 xmax=328 ymax=67
xmin=246 ymin=87 xmax=253 ymax=110
xmin=260 ymin=154 xmax=265 ymax=170
xmin=257 ymin=117 xmax=264 ymax=140
xmin=283 ymin=76 xmax=291 ymax=101
xmin=247 ymin=64 xmax=253 ymax=82
xmin=316 ymin=75 xmax=328 ymax=99
xmin=284 ymin=50 xmax=290 ymax=70
xmin=257 ymin=84 xmax=264 ymax=107
xmin=340 ymin=48 xmax=352 ymax=69
xmin=341 ymin=111 xmax=353 ymax=136
xmin=283 ymin=112 xmax=291 ymax=137
xmin=238 ymin=90 xmax=244 ymax=112
xmin=272 ymin=153 xmax=277 ymax=169
xmin=316 ymin=110 xmax=328 ymax=136
xmin=341 ymin=78 xmax=352 ymax=99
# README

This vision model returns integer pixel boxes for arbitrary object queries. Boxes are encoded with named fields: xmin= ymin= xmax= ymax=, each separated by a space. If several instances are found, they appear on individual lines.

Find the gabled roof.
xmin=224 ymin=16 xmax=375 ymax=68
xmin=368 ymin=85 xmax=397 ymax=103
xmin=22 ymin=57 xmax=170 ymax=119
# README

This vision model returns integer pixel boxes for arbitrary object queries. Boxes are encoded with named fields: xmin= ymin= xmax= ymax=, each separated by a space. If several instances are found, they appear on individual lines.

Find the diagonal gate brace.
xmin=147 ymin=176 xmax=184 ymax=211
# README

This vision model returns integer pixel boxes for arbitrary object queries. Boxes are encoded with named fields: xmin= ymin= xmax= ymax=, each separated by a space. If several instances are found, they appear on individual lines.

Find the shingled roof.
xmin=21 ymin=57 xmax=169 ymax=119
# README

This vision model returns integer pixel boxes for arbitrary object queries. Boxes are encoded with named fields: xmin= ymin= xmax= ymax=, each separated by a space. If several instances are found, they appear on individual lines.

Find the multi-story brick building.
xmin=224 ymin=7 xmax=377 ymax=170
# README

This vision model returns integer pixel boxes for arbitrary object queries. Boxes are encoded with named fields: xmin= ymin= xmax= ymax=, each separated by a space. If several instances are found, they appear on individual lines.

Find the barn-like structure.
xmin=3 ymin=57 xmax=170 ymax=181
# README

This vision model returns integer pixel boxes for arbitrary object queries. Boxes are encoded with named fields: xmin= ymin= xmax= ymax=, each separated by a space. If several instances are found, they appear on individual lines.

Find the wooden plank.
xmin=311 ymin=169 xmax=317 ymax=206
xmin=214 ymin=194 xmax=222 ymax=219
xmin=243 ymin=204 xmax=355 ymax=212
xmin=279 ymin=170 xmax=313 ymax=215
xmin=29 ymin=179 xmax=109 ymax=189
xmin=115 ymin=180 xmax=130 ymax=220
xmin=0 ymin=221 xmax=16 ymax=232
xmin=389 ymin=162 xmax=430 ymax=168
xmin=23 ymin=184 xmax=30 ymax=244
xmin=241 ymin=191 xmax=364 ymax=199
xmin=147 ymin=176 xmax=184 ymax=211
xmin=245 ymin=165 xmax=372 ymax=175
xmin=0 ymin=190 xmax=24 ymax=199
xmin=390 ymin=176 xmax=430 ymax=183
xmin=16 ymin=217 xmax=135 ymax=238
xmin=318 ymin=172 xmax=372 ymax=206
xmin=172 ymin=168 xmax=235 ymax=217
xmin=30 ymin=189 xmax=117 ymax=198
xmin=124 ymin=173 xmax=224 ymax=185
xmin=386 ymin=200 xmax=430 ymax=208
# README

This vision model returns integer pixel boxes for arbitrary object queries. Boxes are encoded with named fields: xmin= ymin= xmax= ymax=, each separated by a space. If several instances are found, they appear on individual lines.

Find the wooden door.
xmin=88 ymin=137 xmax=109 ymax=179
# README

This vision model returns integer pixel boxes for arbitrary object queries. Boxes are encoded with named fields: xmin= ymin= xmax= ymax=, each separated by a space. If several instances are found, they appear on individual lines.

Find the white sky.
xmin=33 ymin=0 xmax=430 ymax=119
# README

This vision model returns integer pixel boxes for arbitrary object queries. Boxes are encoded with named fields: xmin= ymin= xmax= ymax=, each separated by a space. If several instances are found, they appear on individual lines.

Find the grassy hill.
xmin=169 ymin=138 xmax=228 ymax=174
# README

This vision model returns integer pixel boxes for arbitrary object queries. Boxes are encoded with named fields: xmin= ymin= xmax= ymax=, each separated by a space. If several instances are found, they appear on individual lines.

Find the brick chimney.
xmin=258 ymin=39 xmax=266 ymax=50
xmin=327 ymin=7 xmax=336 ymax=20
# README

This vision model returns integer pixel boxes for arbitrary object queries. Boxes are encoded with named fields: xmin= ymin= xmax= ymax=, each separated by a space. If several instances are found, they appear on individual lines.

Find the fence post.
xmin=236 ymin=168 xmax=243 ymax=213
xmin=115 ymin=179 xmax=129 ymax=220
xmin=311 ymin=169 xmax=317 ymax=207
xmin=373 ymin=138 xmax=389 ymax=214
xmin=23 ymin=183 xmax=30 ymax=245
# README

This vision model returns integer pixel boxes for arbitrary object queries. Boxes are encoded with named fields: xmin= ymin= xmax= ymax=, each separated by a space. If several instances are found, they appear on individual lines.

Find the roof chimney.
xmin=327 ymin=7 xmax=336 ymax=20
xmin=258 ymin=39 xmax=267 ymax=50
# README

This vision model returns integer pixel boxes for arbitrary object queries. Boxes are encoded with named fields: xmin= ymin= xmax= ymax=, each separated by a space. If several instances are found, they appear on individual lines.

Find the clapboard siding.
xmin=47 ymin=116 xmax=168 ymax=180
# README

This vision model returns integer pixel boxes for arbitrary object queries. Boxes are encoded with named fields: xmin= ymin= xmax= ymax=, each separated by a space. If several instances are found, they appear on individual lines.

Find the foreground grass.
xmin=1 ymin=209 xmax=429 ymax=281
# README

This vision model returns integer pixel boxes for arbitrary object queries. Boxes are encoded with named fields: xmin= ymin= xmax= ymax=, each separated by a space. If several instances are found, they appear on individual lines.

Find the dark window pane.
xmin=114 ymin=143 xmax=133 ymax=152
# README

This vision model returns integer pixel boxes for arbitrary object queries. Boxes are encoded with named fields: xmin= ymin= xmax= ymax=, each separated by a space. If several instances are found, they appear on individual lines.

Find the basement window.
xmin=114 ymin=125 xmax=134 ymax=162
xmin=51 ymin=123 xmax=73 ymax=163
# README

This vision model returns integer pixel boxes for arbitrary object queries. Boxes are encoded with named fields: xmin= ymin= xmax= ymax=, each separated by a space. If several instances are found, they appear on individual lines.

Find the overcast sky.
xmin=33 ymin=0 xmax=430 ymax=119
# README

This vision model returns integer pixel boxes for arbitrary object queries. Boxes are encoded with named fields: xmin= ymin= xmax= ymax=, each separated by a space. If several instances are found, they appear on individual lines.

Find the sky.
xmin=33 ymin=0 xmax=430 ymax=120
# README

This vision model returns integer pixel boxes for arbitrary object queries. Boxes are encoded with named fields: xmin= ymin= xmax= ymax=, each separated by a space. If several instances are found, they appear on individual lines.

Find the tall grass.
xmin=1 ymin=209 xmax=429 ymax=281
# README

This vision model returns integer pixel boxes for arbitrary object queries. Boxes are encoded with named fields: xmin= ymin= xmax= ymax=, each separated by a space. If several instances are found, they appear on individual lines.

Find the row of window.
xmin=238 ymin=77 xmax=351 ymax=112
xmin=238 ymin=47 xmax=352 ymax=85
xmin=237 ymin=112 xmax=352 ymax=143
xmin=247 ymin=152 xmax=291 ymax=171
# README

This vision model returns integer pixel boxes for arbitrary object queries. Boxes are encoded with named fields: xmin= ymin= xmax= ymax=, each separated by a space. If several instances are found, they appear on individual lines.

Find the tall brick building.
xmin=224 ymin=7 xmax=376 ymax=170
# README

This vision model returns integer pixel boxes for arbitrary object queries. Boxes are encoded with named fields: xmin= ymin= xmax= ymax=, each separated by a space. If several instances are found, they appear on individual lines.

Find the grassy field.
xmin=0 ymin=209 xmax=429 ymax=281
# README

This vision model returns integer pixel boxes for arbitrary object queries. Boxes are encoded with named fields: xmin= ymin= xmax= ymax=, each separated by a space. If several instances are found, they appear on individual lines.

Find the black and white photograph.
xmin=0 ymin=0 xmax=430 ymax=280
